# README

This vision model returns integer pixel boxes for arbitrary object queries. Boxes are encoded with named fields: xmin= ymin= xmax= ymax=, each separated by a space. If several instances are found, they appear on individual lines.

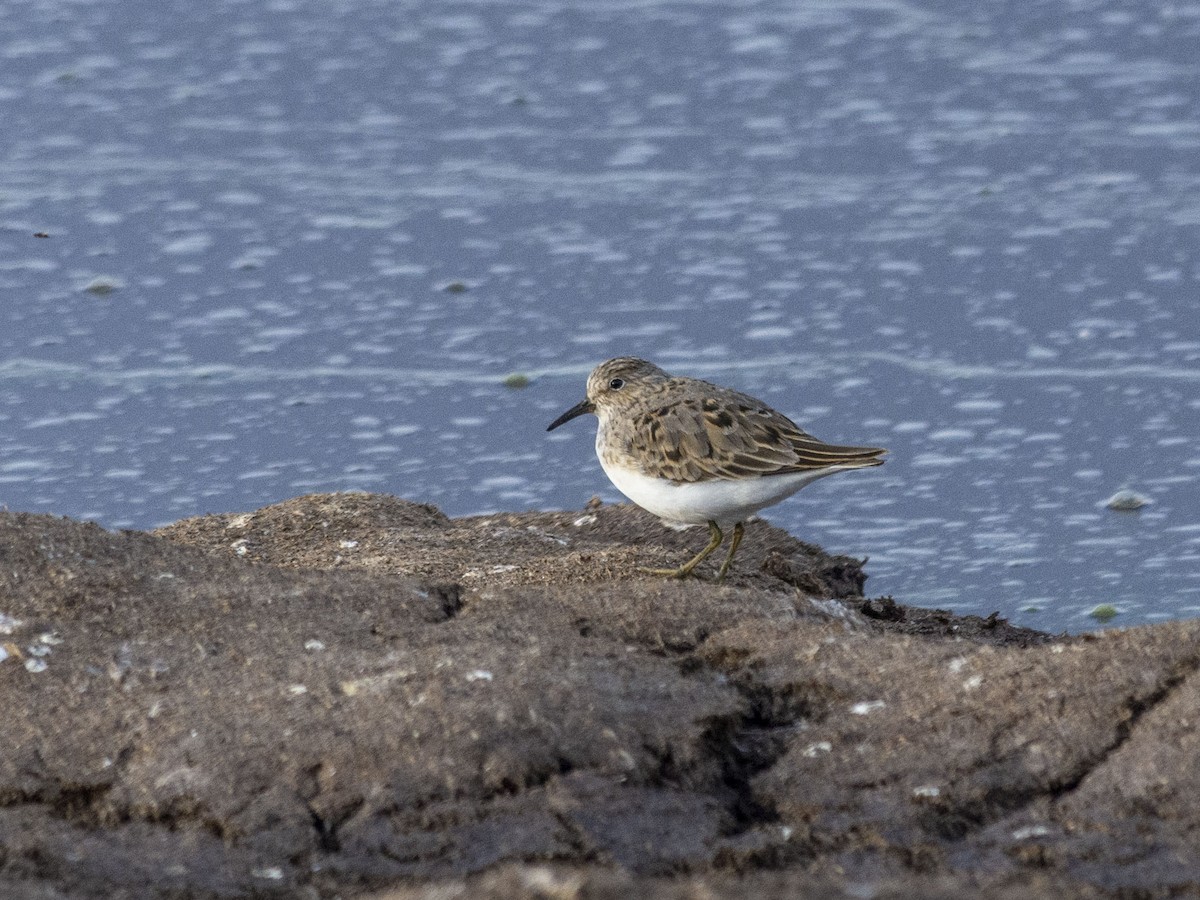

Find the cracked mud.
xmin=2 ymin=493 xmax=1199 ymax=898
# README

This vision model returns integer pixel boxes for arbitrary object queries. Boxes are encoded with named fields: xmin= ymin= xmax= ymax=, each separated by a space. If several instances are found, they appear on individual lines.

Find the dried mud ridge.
xmin=2 ymin=492 xmax=1199 ymax=899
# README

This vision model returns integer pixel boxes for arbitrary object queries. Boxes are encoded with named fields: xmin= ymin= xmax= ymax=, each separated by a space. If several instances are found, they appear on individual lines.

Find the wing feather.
xmin=627 ymin=380 xmax=886 ymax=483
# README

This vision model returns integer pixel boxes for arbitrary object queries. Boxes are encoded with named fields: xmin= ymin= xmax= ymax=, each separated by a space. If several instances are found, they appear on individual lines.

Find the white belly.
xmin=597 ymin=455 xmax=852 ymax=526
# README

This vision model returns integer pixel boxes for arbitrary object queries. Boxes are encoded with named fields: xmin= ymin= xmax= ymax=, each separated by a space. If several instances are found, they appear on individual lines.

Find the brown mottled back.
xmin=586 ymin=360 xmax=886 ymax=484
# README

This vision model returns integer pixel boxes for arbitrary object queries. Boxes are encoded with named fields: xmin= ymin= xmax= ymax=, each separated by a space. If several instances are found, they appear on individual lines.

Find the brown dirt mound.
xmin=0 ymin=493 xmax=1194 ymax=898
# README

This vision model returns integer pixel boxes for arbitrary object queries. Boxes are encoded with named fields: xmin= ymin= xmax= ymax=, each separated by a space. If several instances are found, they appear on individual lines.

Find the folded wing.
xmin=629 ymin=385 xmax=886 ymax=483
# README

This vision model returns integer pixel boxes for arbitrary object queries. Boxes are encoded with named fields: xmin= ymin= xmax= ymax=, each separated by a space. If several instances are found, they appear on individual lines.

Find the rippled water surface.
xmin=2 ymin=0 xmax=1199 ymax=632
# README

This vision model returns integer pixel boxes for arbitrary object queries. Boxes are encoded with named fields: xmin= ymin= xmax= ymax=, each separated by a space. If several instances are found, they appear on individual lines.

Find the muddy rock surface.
xmin=1 ymin=492 xmax=1197 ymax=898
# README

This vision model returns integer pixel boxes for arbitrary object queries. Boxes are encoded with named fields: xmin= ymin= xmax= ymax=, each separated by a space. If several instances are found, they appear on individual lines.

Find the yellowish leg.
xmin=716 ymin=521 xmax=744 ymax=583
xmin=640 ymin=520 xmax=724 ymax=579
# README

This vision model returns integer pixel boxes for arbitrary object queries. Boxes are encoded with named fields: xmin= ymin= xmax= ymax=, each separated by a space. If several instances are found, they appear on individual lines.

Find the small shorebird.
xmin=547 ymin=357 xmax=885 ymax=581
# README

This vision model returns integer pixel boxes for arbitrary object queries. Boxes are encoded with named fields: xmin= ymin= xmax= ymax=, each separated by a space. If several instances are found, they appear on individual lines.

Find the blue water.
xmin=2 ymin=0 xmax=1199 ymax=632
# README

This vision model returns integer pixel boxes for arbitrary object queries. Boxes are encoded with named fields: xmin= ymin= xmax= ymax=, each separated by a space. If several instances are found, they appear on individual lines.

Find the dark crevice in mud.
xmin=1044 ymin=653 xmax=1200 ymax=802
xmin=307 ymin=803 xmax=342 ymax=853
xmin=701 ymin=700 xmax=822 ymax=874
xmin=629 ymin=629 xmax=833 ymax=857
xmin=427 ymin=582 xmax=465 ymax=620
xmin=693 ymin=677 xmax=821 ymax=843
xmin=302 ymin=782 xmax=366 ymax=856
xmin=706 ymin=720 xmax=785 ymax=830
xmin=920 ymin=653 xmax=1200 ymax=843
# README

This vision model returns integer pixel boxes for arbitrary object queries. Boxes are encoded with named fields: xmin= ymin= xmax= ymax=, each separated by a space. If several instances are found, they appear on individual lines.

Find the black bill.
xmin=546 ymin=398 xmax=595 ymax=431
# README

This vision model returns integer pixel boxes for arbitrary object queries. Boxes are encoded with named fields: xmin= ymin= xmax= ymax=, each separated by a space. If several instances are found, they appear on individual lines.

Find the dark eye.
xmin=609 ymin=377 xmax=625 ymax=390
